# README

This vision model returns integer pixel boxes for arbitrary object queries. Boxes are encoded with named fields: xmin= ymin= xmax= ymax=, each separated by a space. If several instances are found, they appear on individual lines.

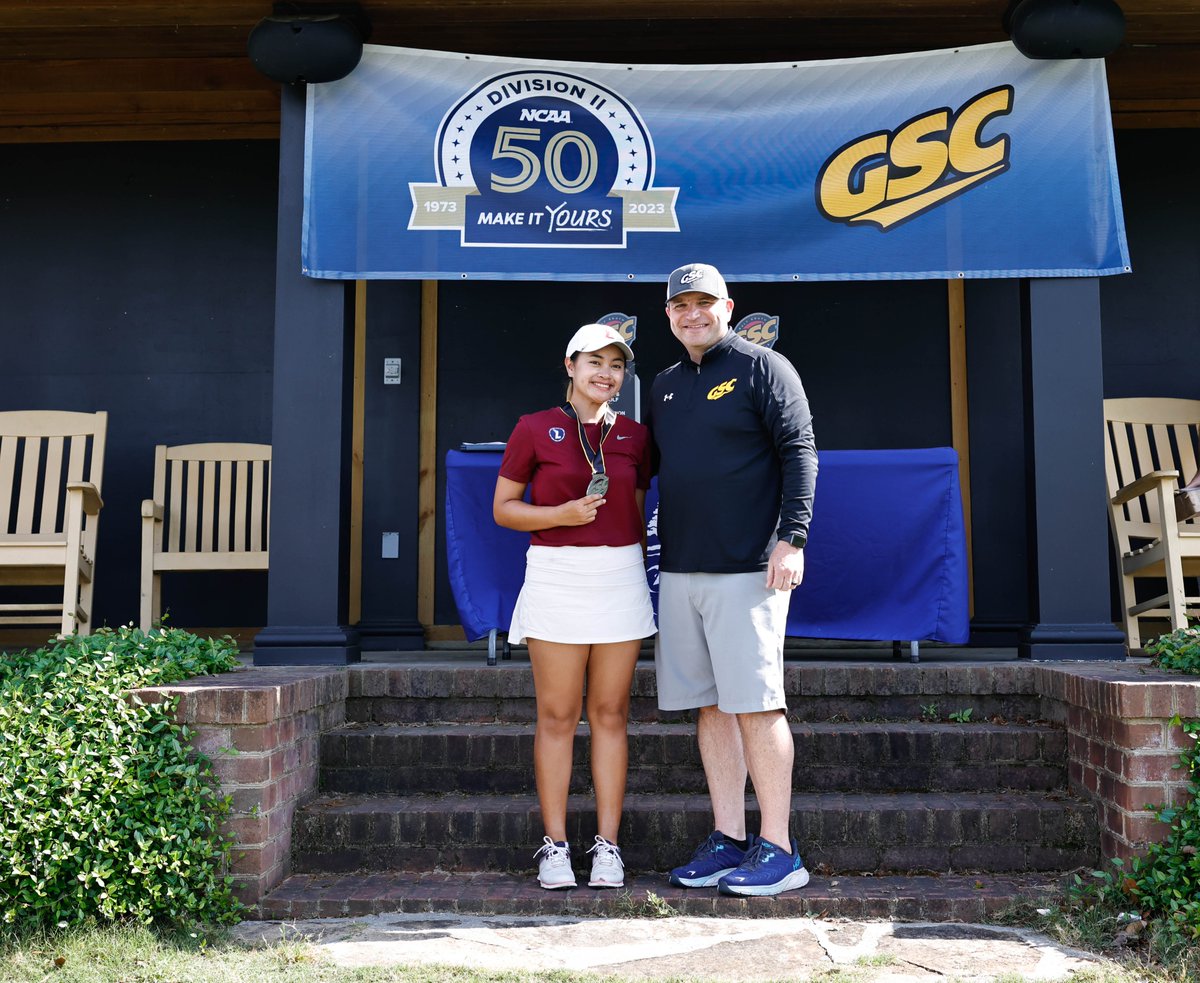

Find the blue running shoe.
xmin=717 ymin=836 xmax=810 ymax=896
xmin=669 ymin=831 xmax=752 ymax=888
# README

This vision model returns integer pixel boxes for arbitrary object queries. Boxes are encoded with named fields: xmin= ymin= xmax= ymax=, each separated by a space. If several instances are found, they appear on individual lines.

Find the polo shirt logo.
xmin=549 ymin=427 xmax=566 ymax=442
xmin=707 ymin=378 xmax=737 ymax=400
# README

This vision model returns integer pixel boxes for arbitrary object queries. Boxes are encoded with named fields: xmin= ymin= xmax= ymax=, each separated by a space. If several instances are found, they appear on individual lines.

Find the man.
xmin=647 ymin=262 xmax=817 ymax=897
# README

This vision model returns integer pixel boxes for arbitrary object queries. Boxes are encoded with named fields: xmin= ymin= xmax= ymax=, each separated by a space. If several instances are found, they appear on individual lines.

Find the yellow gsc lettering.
xmin=817 ymin=86 xmax=1013 ymax=224
xmin=818 ymin=132 xmax=889 ymax=219
xmin=948 ymin=87 xmax=1012 ymax=175
xmin=707 ymin=378 xmax=738 ymax=400
xmin=886 ymin=110 xmax=950 ymax=201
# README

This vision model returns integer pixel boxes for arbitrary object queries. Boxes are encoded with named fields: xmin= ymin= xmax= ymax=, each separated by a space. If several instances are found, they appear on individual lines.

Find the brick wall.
xmin=137 ymin=667 xmax=347 ymax=906
xmin=1036 ymin=664 xmax=1200 ymax=862
xmin=133 ymin=660 xmax=1198 ymax=910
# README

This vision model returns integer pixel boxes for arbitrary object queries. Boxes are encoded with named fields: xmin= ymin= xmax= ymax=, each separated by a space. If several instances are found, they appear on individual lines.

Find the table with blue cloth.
xmin=445 ymin=447 xmax=969 ymax=662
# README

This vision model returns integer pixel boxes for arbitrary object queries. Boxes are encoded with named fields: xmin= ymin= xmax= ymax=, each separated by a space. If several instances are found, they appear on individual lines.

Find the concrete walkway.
xmin=231 ymin=911 xmax=1115 ymax=981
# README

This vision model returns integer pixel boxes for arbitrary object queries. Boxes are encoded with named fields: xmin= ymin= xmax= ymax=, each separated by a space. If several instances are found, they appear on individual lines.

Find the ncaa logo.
xmin=549 ymin=427 xmax=566 ymax=442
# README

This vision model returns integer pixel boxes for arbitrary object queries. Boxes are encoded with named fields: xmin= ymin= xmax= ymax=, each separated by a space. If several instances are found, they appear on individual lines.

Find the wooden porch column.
xmin=1019 ymin=277 xmax=1126 ymax=661
xmin=254 ymin=83 xmax=360 ymax=666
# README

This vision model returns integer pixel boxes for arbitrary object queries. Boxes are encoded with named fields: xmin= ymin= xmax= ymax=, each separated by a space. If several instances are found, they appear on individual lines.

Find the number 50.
xmin=490 ymin=125 xmax=599 ymax=195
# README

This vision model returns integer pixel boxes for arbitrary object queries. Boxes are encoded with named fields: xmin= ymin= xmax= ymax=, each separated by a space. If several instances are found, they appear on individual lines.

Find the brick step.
xmin=346 ymin=663 xmax=1044 ymax=724
xmin=257 ymin=870 xmax=1067 ymax=922
xmin=290 ymin=790 xmax=1097 ymax=876
xmin=319 ymin=720 xmax=1067 ymax=796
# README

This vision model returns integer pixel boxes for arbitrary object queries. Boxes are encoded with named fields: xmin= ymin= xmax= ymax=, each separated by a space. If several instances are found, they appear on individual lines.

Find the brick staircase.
xmin=259 ymin=653 xmax=1096 ymax=919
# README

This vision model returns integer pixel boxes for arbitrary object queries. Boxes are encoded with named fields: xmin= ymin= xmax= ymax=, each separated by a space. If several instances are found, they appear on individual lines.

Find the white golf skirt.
xmin=508 ymin=543 xmax=657 ymax=645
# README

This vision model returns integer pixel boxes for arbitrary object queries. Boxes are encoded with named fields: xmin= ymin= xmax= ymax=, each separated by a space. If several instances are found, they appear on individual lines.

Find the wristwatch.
xmin=781 ymin=532 xmax=806 ymax=549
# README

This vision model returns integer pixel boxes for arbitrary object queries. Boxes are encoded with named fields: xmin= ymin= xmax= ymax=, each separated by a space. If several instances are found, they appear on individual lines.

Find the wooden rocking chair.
xmin=1103 ymin=397 xmax=1200 ymax=650
xmin=140 ymin=442 xmax=271 ymax=630
xmin=0 ymin=410 xmax=107 ymax=637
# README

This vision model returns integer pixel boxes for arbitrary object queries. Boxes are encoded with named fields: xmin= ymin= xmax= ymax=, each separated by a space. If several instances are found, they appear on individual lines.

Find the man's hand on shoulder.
xmin=766 ymin=540 xmax=805 ymax=592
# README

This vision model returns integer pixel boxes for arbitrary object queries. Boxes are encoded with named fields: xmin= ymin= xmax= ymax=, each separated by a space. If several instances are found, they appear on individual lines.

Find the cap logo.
xmin=681 ymin=269 xmax=705 ymax=284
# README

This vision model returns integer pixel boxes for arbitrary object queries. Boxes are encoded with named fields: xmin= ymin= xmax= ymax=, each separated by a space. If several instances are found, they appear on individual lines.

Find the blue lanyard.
xmin=560 ymin=403 xmax=614 ymax=477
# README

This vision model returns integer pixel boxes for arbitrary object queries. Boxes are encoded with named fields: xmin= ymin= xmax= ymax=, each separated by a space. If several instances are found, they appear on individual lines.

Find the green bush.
xmin=1075 ymin=717 xmax=1200 ymax=952
xmin=1145 ymin=626 xmax=1200 ymax=676
xmin=1132 ymin=718 xmax=1200 ymax=945
xmin=0 ymin=625 xmax=244 ymax=934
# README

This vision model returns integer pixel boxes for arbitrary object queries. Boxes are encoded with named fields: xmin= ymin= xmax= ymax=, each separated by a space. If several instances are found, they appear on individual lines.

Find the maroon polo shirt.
xmin=499 ymin=406 xmax=651 ymax=548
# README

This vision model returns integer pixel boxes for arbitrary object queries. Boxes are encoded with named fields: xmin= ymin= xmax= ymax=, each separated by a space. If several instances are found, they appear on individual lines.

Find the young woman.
xmin=493 ymin=323 xmax=656 ymax=890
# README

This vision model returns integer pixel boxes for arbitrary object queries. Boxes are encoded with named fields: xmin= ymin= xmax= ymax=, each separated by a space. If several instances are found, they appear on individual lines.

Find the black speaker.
xmin=247 ymin=14 xmax=365 ymax=84
xmin=1009 ymin=0 xmax=1125 ymax=59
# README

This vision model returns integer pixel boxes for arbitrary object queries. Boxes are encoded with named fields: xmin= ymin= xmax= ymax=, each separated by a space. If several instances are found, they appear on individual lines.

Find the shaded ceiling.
xmin=0 ymin=1 xmax=1196 ymax=142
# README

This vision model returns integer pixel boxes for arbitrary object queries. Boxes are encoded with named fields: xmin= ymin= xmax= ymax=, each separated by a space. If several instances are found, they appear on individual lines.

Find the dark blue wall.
xmin=1101 ymin=129 xmax=1200 ymax=399
xmin=0 ymin=141 xmax=279 ymax=630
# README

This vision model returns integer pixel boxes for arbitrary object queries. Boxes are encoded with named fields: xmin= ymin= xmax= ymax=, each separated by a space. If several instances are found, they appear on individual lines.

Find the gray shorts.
xmin=653 ymin=570 xmax=790 ymax=714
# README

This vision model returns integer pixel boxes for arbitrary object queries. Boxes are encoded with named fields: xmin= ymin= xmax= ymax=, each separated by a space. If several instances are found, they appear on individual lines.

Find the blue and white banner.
xmin=303 ymin=43 xmax=1130 ymax=281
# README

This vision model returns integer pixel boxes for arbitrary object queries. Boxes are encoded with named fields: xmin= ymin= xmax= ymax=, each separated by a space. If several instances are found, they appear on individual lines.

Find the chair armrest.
xmin=66 ymin=481 xmax=103 ymax=515
xmin=1111 ymin=470 xmax=1179 ymax=507
xmin=141 ymin=500 xmax=164 ymax=521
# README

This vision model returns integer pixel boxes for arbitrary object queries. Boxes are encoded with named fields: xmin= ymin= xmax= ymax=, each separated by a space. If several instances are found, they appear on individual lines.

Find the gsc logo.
xmin=597 ymin=312 xmax=636 ymax=346
xmin=734 ymin=313 xmax=780 ymax=349
xmin=707 ymin=378 xmax=737 ymax=401
xmin=816 ymin=86 xmax=1014 ymax=231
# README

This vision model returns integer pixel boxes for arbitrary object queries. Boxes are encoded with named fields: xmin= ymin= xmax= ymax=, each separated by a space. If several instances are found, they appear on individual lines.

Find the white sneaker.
xmin=534 ymin=836 xmax=576 ymax=889
xmin=586 ymin=835 xmax=625 ymax=888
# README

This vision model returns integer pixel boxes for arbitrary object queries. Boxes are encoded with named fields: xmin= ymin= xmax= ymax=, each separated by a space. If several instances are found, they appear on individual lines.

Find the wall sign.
xmin=303 ymin=43 xmax=1130 ymax=281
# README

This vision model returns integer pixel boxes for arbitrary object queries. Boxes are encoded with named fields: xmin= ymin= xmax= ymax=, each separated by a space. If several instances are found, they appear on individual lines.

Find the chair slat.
xmin=201 ymin=461 xmax=216 ymax=553
xmin=217 ymin=460 xmax=232 ymax=553
xmin=250 ymin=461 xmax=264 ymax=552
xmin=1177 ymin=424 xmax=1199 ymax=488
xmin=0 ymin=436 xmax=17 ymax=533
xmin=16 ymin=439 xmax=42 ymax=535
xmin=1112 ymin=421 xmax=1137 ymax=520
xmin=265 ymin=463 xmax=271 ymax=549
xmin=234 ymin=461 xmax=248 ymax=552
xmin=152 ymin=444 xmax=168 ymax=506
xmin=38 ymin=437 xmax=65 ymax=535
xmin=185 ymin=461 xmax=200 ymax=553
xmin=1151 ymin=422 xmax=1175 ymax=475
xmin=1132 ymin=424 xmax=1156 ymax=526
xmin=168 ymin=459 xmax=183 ymax=553
xmin=65 ymin=433 xmax=86 ymax=484
xmin=1103 ymin=421 xmax=1121 ymax=517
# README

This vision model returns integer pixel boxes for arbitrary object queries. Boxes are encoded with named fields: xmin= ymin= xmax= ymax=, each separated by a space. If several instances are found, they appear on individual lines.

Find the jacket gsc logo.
xmin=815 ymin=85 xmax=1014 ymax=231
xmin=409 ymin=70 xmax=678 ymax=248
xmin=707 ymin=379 xmax=738 ymax=401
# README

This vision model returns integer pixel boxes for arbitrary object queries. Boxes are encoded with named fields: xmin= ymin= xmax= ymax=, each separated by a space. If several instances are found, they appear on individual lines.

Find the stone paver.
xmin=231 ymin=912 xmax=1113 ymax=981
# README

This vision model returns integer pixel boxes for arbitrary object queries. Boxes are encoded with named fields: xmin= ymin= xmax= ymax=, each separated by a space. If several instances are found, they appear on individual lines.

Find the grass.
xmin=852 ymin=953 xmax=897 ymax=967
xmin=993 ymin=895 xmax=1200 ymax=983
xmin=2 ymin=892 xmax=1196 ymax=983
xmin=0 ymin=923 xmax=614 ymax=983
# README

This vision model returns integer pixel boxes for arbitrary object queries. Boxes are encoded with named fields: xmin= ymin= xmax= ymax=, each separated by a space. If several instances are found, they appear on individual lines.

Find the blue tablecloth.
xmin=445 ymin=447 xmax=969 ymax=645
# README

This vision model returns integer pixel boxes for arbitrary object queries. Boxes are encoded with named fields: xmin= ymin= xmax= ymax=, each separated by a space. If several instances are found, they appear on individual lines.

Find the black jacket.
xmin=648 ymin=331 xmax=817 ymax=573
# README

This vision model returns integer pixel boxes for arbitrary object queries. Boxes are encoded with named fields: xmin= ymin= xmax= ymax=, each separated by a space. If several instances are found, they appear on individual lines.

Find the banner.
xmin=303 ymin=43 xmax=1130 ymax=281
